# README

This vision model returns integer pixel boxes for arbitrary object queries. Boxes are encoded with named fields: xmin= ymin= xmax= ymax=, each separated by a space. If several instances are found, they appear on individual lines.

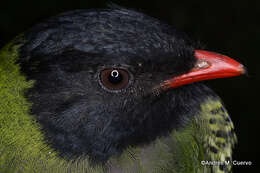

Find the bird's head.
xmin=18 ymin=8 xmax=245 ymax=162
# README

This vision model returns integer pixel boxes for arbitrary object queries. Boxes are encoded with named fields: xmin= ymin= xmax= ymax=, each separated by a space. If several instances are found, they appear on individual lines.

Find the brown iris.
xmin=100 ymin=69 xmax=130 ymax=90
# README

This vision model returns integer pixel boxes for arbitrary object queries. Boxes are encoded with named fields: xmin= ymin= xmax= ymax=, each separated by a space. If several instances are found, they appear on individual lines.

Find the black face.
xmin=19 ymin=8 xmax=215 ymax=163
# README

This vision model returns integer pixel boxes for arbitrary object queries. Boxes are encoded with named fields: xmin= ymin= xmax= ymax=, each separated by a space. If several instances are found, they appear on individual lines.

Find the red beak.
xmin=163 ymin=50 xmax=246 ymax=88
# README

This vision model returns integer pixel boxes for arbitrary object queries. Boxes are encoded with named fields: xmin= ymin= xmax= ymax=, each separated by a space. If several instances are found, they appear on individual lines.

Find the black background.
xmin=0 ymin=0 xmax=258 ymax=172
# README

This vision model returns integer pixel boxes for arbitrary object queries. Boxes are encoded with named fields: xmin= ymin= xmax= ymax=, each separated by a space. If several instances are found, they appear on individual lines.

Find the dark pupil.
xmin=108 ymin=70 xmax=123 ymax=84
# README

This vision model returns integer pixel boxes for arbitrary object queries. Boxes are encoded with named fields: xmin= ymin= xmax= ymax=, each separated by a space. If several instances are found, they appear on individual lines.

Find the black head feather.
xmin=18 ymin=8 xmax=215 ymax=163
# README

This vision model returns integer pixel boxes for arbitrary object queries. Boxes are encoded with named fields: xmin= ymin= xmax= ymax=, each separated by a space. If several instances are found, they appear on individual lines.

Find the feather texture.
xmin=106 ymin=98 xmax=236 ymax=173
xmin=0 ymin=41 xmax=104 ymax=173
xmin=0 ymin=36 xmax=236 ymax=173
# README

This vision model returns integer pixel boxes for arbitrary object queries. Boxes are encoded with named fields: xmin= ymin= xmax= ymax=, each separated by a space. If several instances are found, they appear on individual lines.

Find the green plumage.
xmin=106 ymin=99 xmax=236 ymax=173
xmin=0 ymin=40 xmax=236 ymax=172
xmin=0 ymin=41 xmax=103 ymax=173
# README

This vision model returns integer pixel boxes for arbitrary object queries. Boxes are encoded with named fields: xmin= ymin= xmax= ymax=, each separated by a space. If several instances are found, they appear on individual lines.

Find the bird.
xmin=0 ymin=6 xmax=245 ymax=173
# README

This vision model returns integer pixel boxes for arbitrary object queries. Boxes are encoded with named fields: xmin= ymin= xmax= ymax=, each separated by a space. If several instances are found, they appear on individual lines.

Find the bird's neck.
xmin=0 ymin=42 xmax=60 ymax=171
xmin=160 ymin=98 xmax=236 ymax=173
xmin=105 ymin=98 xmax=236 ymax=173
xmin=195 ymin=98 xmax=237 ymax=173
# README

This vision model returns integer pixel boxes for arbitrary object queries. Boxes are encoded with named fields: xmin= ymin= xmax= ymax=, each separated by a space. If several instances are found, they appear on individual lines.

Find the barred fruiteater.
xmin=0 ymin=6 xmax=245 ymax=173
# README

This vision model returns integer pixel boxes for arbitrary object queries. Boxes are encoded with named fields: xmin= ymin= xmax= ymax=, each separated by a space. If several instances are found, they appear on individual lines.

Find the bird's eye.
xmin=100 ymin=69 xmax=130 ymax=91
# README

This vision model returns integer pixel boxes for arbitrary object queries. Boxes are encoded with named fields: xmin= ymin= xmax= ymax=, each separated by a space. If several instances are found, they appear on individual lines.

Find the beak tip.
xmin=239 ymin=64 xmax=247 ymax=75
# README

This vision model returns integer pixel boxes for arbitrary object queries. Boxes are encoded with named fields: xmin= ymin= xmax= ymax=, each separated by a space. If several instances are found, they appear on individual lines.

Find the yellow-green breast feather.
xmin=104 ymin=99 xmax=237 ymax=173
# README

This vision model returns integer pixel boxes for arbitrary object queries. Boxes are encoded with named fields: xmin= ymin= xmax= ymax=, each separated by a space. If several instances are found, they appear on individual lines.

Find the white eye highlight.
xmin=111 ymin=70 xmax=119 ymax=78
